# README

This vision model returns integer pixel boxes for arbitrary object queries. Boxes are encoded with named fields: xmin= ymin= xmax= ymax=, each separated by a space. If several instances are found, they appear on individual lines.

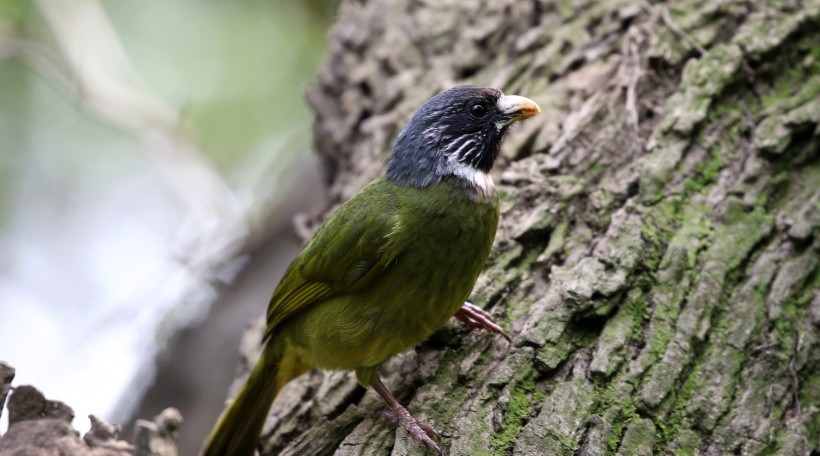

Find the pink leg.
xmin=372 ymin=379 xmax=442 ymax=455
xmin=454 ymin=302 xmax=512 ymax=342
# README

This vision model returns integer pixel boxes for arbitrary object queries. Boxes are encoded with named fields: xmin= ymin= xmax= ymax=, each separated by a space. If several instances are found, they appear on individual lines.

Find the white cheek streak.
xmin=451 ymin=139 xmax=476 ymax=161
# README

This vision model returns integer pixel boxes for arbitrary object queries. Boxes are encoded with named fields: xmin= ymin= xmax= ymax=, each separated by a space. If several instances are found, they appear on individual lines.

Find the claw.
xmin=372 ymin=379 xmax=443 ymax=454
xmin=454 ymin=302 xmax=512 ymax=342
xmin=381 ymin=407 xmax=442 ymax=454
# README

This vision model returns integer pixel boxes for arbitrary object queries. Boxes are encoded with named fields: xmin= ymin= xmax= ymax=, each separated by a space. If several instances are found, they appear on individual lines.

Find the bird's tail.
xmin=202 ymin=344 xmax=283 ymax=456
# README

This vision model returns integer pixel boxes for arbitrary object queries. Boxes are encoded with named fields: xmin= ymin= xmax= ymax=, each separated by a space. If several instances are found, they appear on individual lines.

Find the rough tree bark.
xmin=0 ymin=362 xmax=182 ymax=455
xmin=226 ymin=0 xmax=820 ymax=455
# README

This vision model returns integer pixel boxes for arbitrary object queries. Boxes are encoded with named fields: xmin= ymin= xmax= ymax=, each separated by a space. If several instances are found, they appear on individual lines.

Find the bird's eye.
xmin=469 ymin=104 xmax=487 ymax=118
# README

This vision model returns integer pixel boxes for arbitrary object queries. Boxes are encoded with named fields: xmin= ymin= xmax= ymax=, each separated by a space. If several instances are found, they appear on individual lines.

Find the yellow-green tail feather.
xmin=202 ymin=347 xmax=282 ymax=456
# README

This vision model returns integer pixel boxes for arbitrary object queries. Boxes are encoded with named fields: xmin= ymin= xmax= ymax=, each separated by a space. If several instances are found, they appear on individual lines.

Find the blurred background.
xmin=0 ymin=0 xmax=337 ymax=453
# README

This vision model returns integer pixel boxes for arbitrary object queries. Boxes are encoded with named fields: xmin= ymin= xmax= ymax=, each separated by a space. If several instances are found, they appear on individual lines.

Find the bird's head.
xmin=386 ymin=85 xmax=540 ymax=191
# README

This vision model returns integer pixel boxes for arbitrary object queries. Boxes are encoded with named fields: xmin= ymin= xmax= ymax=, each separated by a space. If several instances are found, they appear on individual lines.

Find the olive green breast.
xmin=283 ymin=177 xmax=499 ymax=370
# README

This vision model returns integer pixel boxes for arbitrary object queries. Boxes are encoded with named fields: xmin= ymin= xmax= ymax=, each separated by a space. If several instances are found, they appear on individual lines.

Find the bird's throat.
xmin=449 ymin=162 xmax=496 ymax=200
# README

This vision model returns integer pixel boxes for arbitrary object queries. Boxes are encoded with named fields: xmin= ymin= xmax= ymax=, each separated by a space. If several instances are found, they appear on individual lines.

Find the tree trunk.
xmin=235 ymin=0 xmax=820 ymax=454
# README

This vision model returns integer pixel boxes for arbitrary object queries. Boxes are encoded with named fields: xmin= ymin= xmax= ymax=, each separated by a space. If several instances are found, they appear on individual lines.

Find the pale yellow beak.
xmin=497 ymin=94 xmax=541 ymax=123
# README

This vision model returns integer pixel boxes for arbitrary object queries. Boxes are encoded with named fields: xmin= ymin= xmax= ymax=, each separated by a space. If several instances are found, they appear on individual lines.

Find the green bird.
xmin=203 ymin=85 xmax=540 ymax=455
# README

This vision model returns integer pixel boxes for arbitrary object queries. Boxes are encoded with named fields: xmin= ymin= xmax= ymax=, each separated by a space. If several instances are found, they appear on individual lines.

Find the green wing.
xmin=263 ymin=179 xmax=400 ymax=341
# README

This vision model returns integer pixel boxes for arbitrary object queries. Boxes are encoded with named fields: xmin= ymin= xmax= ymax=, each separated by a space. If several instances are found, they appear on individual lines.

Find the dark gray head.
xmin=386 ymin=85 xmax=540 ymax=189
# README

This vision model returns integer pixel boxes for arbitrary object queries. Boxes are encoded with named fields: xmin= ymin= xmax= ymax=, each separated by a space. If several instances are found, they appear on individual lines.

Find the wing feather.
xmin=262 ymin=179 xmax=400 ymax=341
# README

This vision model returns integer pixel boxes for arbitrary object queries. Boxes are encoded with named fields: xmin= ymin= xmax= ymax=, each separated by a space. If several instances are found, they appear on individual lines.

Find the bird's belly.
xmin=286 ymin=251 xmax=483 ymax=371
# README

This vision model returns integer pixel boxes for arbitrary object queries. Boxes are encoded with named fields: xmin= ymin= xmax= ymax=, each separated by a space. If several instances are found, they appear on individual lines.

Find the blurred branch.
xmin=32 ymin=0 xmax=255 ymax=270
xmin=25 ymin=0 xmax=243 ymax=226
xmin=4 ymin=0 xmax=257 ymax=417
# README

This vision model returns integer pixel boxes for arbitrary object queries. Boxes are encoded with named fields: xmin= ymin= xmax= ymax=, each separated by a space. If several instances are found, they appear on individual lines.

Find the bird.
xmin=202 ymin=85 xmax=540 ymax=455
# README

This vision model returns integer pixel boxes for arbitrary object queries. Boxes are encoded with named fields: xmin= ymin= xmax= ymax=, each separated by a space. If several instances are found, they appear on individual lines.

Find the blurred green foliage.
xmin=104 ymin=1 xmax=332 ymax=170
xmin=0 ymin=0 xmax=334 ymax=227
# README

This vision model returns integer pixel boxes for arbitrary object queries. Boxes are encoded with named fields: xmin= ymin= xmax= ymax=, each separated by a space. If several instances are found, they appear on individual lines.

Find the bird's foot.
xmin=455 ymin=302 xmax=512 ymax=342
xmin=381 ymin=406 xmax=442 ymax=454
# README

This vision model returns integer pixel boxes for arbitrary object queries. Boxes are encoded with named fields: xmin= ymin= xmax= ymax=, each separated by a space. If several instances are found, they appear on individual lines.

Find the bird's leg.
xmin=454 ymin=302 xmax=512 ymax=342
xmin=371 ymin=379 xmax=442 ymax=455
